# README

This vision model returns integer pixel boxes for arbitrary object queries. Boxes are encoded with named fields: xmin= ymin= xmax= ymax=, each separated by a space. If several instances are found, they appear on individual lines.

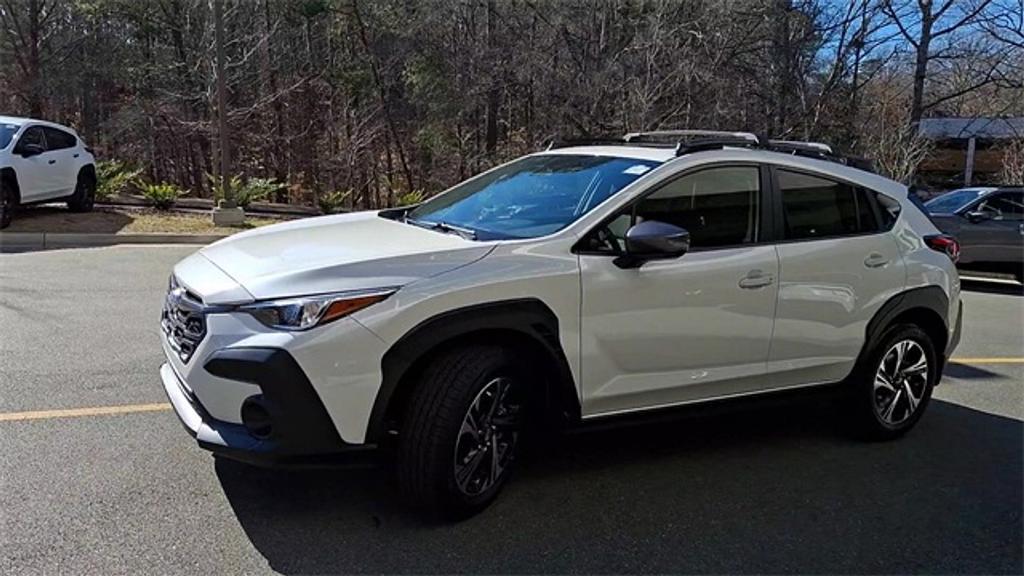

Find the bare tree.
xmin=881 ymin=0 xmax=1000 ymax=126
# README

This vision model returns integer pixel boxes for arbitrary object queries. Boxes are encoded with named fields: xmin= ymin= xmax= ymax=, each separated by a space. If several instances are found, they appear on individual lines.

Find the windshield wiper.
xmin=404 ymin=216 xmax=477 ymax=240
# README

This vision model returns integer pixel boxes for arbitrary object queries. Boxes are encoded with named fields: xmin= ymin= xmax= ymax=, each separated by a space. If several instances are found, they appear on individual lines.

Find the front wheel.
xmin=397 ymin=345 xmax=528 ymax=519
xmin=850 ymin=325 xmax=936 ymax=440
xmin=67 ymin=171 xmax=96 ymax=213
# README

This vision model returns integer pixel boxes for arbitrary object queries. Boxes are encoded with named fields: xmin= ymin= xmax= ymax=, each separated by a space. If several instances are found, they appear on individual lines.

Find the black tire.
xmin=67 ymin=171 xmax=96 ymax=213
xmin=849 ymin=324 xmax=937 ymax=440
xmin=397 ymin=344 xmax=530 ymax=519
xmin=0 ymin=177 xmax=13 ymax=229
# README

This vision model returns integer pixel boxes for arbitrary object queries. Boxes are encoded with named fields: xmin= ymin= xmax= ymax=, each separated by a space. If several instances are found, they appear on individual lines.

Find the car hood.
xmin=193 ymin=211 xmax=493 ymax=302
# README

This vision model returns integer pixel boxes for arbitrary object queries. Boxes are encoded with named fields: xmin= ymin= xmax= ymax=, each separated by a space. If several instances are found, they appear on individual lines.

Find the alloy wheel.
xmin=873 ymin=339 xmax=929 ymax=426
xmin=453 ymin=377 xmax=523 ymax=496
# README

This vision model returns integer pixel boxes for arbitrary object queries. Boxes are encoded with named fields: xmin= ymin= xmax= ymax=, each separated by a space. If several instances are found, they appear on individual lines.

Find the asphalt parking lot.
xmin=1 ymin=245 xmax=1021 ymax=575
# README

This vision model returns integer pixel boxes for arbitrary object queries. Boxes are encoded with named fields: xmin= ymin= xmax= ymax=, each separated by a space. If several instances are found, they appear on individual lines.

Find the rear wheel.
xmin=397 ymin=344 xmax=528 ymax=519
xmin=850 ymin=324 xmax=936 ymax=440
xmin=0 ymin=177 xmax=14 ymax=229
xmin=67 ymin=171 xmax=95 ymax=213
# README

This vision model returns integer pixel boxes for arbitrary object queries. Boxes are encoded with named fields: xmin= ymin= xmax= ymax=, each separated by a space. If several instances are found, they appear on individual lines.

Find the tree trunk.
xmin=910 ymin=3 xmax=934 ymax=127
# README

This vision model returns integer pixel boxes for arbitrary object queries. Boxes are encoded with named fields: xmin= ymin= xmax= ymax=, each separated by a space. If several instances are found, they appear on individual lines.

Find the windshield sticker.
xmin=623 ymin=164 xmax=651 ymax=175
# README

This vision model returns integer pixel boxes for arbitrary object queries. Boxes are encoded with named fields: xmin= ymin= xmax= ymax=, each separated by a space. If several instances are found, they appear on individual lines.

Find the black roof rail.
xmin=675 ymin=137 xmax=760 ymax=155
xmin=766 ymin=139 xmax=834 ymax=155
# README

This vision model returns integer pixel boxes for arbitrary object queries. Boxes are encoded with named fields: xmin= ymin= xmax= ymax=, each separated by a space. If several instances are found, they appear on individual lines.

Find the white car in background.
xmin=0 ymin=116 xmax=97 ymax=229
xmin=160 ymin=131 xmax=962 ymax=518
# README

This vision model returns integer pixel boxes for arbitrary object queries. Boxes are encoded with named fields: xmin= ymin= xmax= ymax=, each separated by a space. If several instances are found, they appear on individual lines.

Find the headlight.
xmin=237 ymin=288 xmax=395 ymax=331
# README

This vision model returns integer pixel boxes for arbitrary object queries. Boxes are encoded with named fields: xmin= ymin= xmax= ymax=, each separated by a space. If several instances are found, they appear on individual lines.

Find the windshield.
xmin=925 ymin=189 xmax=986 ymax=214
xmin=0 ymin=123 xmax=19 ymax=150
xmin=404 ymin=155 xmax=661 ymax=240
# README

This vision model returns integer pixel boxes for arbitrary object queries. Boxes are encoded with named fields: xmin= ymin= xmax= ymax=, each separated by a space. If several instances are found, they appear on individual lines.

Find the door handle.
xmin=1019 ymin=223 xmax=1023 ymax=236
xmin=47 ymin=159 xmax=56 ymax=165
xmin=739 ymin=270 xmax=774 ymax=289
xmin=864 ymin=253 xmax=889 ymax=268
xmin=73 ymin=153 xmax=80 ymax=158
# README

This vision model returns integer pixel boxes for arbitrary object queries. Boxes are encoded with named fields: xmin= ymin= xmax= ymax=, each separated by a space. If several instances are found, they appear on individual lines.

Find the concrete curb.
xmin=0 ymin=232 xmax=226 ymax=251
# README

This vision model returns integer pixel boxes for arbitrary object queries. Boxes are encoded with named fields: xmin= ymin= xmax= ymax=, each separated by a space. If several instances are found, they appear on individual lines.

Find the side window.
xmin=976 ymin=192 xmax=1023 ymax=221
xmin=634 ymin=166 xmax=761 ymax=249
xmin=42 ymin=127 xmax=76 ymax=150
xmin=581 ymin=166 xmax=761 ymax=253
xmin=14 ymin=126 xmax=45 ymax=152
xmin=870 ymin=189 xmax=901 ymax=231
xmin=778 ymin=170 xmax=877 ymax=240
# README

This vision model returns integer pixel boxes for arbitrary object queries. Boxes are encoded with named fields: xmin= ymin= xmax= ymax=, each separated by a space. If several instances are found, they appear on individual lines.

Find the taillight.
xmin=924 ymin=234 xmax=960 ymax=263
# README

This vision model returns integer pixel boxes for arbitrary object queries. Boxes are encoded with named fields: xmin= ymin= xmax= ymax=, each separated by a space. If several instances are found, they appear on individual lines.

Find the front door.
xmin=578 ymin=165 xmax=779 ymax=417
xmin=10 ymin=126 xmax=57 ymax=202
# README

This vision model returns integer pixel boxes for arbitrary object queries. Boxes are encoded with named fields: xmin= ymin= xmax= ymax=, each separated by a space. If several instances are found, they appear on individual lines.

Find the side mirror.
xmin=965 ymin=210 xmax=991 ymax=224
xmin=17 ymin=143 xmax=44 ymax=158
xmin=614 ymin=220 xmax=690 ymax=269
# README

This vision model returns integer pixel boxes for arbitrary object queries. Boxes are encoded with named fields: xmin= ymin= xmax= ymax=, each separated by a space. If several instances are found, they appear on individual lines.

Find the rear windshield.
xmin=924 ymin=189 xmax=985 ymax=214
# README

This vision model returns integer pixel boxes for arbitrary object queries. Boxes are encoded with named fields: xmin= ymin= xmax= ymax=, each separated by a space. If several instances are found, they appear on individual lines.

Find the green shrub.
xmin=236 ymin=177 xmax=280 ymax=209
xmin=95 ymin=160 xmax=142 ymax=200
xmin=206 ymin=172 xmax=242 ymax=202
xmin=140 ymin=182 xmax=185 ymax=210
xmin=318 ymin=190 xmax=351 ymax=214
xmin=398 ymin=190 xmax=425 ymax=206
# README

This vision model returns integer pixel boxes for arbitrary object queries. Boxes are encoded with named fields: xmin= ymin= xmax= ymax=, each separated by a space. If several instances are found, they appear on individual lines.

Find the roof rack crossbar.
xmin=766 ymin=139 xmax=834 ymax=155
xmin=624 ymin=130 xmax=759 ymax=144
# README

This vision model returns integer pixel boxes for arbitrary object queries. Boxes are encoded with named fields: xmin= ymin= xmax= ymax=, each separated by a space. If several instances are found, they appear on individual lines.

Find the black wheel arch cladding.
xmin=369 ymin=298 xmax=581 ymax=443
xmin=858 ymin=285 xmax=951 ymax=376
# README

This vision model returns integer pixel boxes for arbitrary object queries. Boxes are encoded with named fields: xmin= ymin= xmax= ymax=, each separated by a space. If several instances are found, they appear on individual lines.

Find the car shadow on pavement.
xmin=215 ymin=398 xmax=1022 ymax=575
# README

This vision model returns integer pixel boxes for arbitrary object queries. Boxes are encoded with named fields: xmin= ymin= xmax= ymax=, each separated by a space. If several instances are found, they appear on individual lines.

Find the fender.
xmin=857 ymin=285 xmax=951 ymax=376
xmin=367 ymin=298 xmax=580 ymax=442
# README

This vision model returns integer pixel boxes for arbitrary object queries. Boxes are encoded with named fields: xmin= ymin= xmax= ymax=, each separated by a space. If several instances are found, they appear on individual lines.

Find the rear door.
xmin=766 ymin=168 xmax=905 ymax=388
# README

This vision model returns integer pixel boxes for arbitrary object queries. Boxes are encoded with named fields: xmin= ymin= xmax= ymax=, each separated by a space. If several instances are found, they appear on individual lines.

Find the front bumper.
xmin=160 ymin=350 xmax=378 ymax=468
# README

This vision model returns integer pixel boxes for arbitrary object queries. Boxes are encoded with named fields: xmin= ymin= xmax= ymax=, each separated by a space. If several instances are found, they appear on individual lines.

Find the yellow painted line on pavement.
xmin=0 ymin=403 xmax=171 ymax=422
xmin=950 ymin=357 xmax=1024 ymax=364
xmin=0 ymin=358 xmax=1021 ymax=423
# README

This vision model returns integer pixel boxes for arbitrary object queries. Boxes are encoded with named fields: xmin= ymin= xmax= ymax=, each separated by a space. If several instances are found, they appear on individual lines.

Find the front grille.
xmin=161 ymin=278 xmax=207 ymax=364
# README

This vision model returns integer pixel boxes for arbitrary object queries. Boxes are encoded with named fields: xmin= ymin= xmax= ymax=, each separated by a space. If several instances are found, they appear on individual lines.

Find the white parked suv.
xmin=159 ymin=131 xmax=962 ymax=517
xmin=0 ymin=116 xmax=97 ymax=229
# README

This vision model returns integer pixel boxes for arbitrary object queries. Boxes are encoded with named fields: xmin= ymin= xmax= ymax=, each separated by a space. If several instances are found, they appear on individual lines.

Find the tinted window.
xmin=43 ymin=127 xmax=76 ymax=150
xmin=778 ymin=170 xmax=876 ymax=240
xmin=406 ymin=155 xmax=660 ymax=240
xmin=977 ymin=191 xmax=1024 ymax=221
xmin=634 ymin=166 xmax=760 ymax=248
xmin=15 ymin=126 xmax=45 ymax=152
xmin=586 ymin=166 xmax=760 ymax=252
xmin=0 ymin=123 xmax=18 ymax=150
xmin=872 ymin=190 xmax=901 ymax=230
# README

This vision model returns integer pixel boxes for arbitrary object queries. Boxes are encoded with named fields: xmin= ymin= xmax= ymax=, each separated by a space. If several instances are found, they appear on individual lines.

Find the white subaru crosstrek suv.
xmin=159 ymin=131 xmax=962 ymax=517
xmin=0 ymin=116 xmax=98 ymax=229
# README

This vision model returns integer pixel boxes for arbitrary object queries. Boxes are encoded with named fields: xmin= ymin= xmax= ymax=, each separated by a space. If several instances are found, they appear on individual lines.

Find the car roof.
xmin=0 ymin=115 xmax=78 ymax=135
xmin=537 ymin=145 xmax=906 ymax=198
